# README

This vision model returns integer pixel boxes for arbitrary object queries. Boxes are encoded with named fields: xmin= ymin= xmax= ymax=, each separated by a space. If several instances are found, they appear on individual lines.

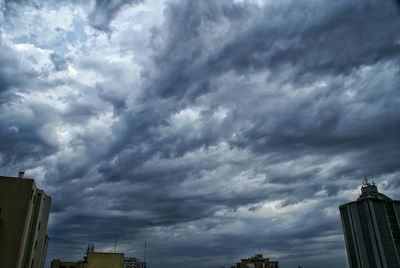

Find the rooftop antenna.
xmin=363 ymin=175 xmax=369 ymax=186
xmin=85 ymin=243 xmax=95 ymax=259
xmin=144 ymin=240 xmax=147 ymax=268
xmin=114 ymin=233 xmax=117 ymax=253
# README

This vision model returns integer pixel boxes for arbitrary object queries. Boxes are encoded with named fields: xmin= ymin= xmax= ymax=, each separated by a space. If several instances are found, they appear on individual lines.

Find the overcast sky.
xmin=1 ymin=0 xmax=400 ymax=267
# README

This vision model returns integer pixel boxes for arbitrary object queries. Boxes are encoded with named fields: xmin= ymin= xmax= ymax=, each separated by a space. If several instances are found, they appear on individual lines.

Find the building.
xmin=339 ymin=180 xmax=400 ymax=268
xmin=0 ymin=172 xmax=52 ymax=268
xmin=234 ymin=254 xmax=279 ymax=268
xmin=50 ymin=260 xmax=87 ymax=268
xmin=51 ymin=251 xmax=125 ymax=268
xmin=87 ymin=252 xmax=124 ymax=268
xmin=124 ymin=257 xmax=147 ymax=268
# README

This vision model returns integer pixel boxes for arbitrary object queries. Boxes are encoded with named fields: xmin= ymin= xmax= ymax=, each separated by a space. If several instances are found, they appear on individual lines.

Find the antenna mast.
xmin=144 ymin=240 xmax=147 ymax=268
xmin=114 ymin=233 xmax=117 ymax=253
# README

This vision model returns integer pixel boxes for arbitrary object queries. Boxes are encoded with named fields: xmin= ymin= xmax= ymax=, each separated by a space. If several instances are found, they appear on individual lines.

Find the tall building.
xmin=233 ymin=254 xmax=279 ymax=268
xmin=0 ymin=172 xmax=52 ymax=268
xmin=340 ymin=180 xmax=400 ymax=268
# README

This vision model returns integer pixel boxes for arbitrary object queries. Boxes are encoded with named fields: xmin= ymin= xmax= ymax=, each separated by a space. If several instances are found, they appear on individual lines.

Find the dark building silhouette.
xmin=340 ymin=180 xmax=400 ymax=268
xmin=233 ymin=254 xmax=279 ymax=268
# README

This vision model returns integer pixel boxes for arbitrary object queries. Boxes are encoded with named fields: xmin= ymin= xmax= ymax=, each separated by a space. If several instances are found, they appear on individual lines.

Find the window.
xmin=0 ymin=207 xmax=2 ymax=216
xmin=34 ymin=240 xmax=37 ymax=250
xmin=30 ymin=259 xmax=34 ymax=268
xmin=38 ymin=222 xmax=41 ymax=231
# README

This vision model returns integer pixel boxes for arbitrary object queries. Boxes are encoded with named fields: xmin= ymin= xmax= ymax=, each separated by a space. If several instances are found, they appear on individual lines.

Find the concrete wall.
xmin=87 ymin=252 xmax=124 ymax=268
xmin=51 ymin=260 xmax=88 ymax=268
xmin=0 ymin=175 xmax=51 ymax=268
xmin=340 ymin=198 xmax=400 ymax=268
xmin=30 ymin=190 xmax=52 ymax=268
xmin=0 ymin=176 xmax=36 ymax=268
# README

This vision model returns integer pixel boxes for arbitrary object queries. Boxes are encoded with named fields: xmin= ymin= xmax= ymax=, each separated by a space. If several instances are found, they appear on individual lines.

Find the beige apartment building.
xmin=87 ymin=252 xmax=124 ymax=268
xmin=51 ymin=252 xmax=125 ymax=268
xmin=0 ymin=173 xmax=52 ymax=268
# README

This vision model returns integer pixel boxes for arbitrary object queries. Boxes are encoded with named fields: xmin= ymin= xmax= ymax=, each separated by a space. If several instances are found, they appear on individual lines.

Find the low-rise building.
xmin=234 ymin=254 xmax=279 ymax=268
xmin=50 ymin=259 xmax=87 ymax=268
xmin=124 ymin=257 xmax=147 ymax=268
xmin=87 ymin=252 xmax=124 ymax=268
xmin=51 ymin=251 xmax=138 ymax=268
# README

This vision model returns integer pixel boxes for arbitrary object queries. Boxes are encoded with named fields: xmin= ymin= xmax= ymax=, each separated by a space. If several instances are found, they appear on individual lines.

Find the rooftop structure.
xmin=340 ymin=180 xmax=400 ymax=267
xmin=233 ymin=254 xmax=279 ymax=268
xmin=51 ymin=249 xmax=146 ymax=268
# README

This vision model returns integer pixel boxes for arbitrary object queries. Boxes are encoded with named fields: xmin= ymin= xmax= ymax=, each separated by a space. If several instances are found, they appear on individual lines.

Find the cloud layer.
xmin=1 ymin=0 xmax=400 ymax=267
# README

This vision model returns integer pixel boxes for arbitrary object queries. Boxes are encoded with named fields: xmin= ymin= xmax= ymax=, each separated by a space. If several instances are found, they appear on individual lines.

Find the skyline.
xmin=1 ymin=0 xmax=400 ymax=267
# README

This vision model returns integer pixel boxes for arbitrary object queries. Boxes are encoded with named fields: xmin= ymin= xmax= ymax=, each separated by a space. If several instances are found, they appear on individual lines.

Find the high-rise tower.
xmin=0 ymin=173 xmax=52 ymax=268
xmin=339 ymin=181 xmax=400 ymax=268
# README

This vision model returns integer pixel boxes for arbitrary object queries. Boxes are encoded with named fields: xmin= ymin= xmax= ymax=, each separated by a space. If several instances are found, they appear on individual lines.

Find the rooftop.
xmin=358 ymin=180 xmax=391 ymax=201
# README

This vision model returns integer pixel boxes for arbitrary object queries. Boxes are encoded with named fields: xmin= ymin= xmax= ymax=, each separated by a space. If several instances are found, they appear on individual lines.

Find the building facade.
xmin=234 ymin=254 xmax=279 ymax=268
xmin=87 ymin=252 xmax=124 ymax=268
xmin=124 ymin=257 xmax=147 ymax=268
xmin=0 ymin=173 xmax=52 ymax=268
xmin=50 ymin=260 xmax=87 ymax=268
xmin=52 ymin=252 xmax=125 ymax=268
xmin=340 ymin=181 xmax=400 ymax=268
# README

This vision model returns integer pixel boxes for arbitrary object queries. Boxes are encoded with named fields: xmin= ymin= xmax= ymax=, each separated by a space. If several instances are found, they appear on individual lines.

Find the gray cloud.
xmin=88 ymin=0 xmax=144 ymax=32
xmin=0 ymin=43 xmax=56 ymax=166
xmin=0 ymin=44 xmax=30 ymax=95
xmin=49 ymin=52 xmax=68 ymax=71
xmin=1 ymin=0 xmax=144 ymax=33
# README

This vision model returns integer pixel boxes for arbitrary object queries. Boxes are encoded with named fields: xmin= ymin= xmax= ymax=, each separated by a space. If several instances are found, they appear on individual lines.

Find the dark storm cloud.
xmin=0 ymin=44 xmax=57 ymax=168
xmin=209 ymin=1 xmax=400 ymax=77
xmin=0 ymin=44 xmax=31 ymax=96
xmin=84 ymin=0 xmax=400 ymax=265
xmin=147 ymin=0 xmax=251 ymax=99
xmin=149 ymin=0 xmax=400 ymax=101
xmin=2 ymin=0 xmax=400 ymax=267
xmin=0 ymin=115 xmax=56 ymax=165
xmin=88 ymin=0 xmax=144 ymax=32
xmin=55 ymin=0 xmax=400 ymax=265
xmin=139 ymin=0 xmax=400 ymax=189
